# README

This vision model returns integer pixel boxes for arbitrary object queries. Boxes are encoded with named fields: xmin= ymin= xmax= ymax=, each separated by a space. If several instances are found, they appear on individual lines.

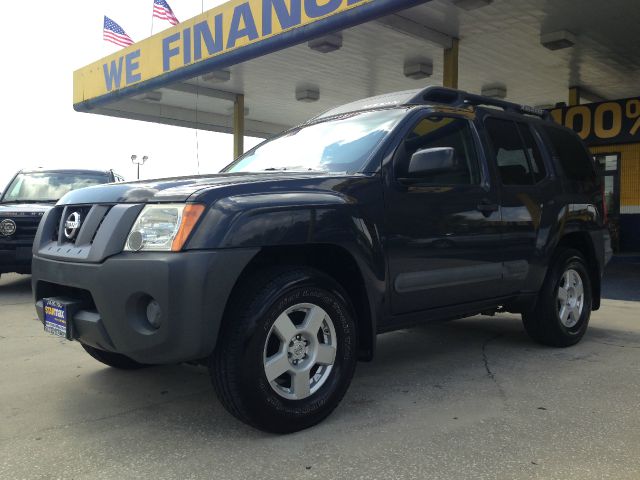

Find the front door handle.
xmin=477 ymin=200 xmax=499 ymax=216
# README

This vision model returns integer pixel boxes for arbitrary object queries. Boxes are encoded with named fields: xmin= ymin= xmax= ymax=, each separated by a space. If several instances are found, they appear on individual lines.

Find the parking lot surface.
xmin=1 ymin=259 xmax=639 ymax=480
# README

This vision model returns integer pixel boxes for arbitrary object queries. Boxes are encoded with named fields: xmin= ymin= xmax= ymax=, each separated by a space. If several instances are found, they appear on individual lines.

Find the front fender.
xmin=187 ymin=192 xmax=378 ymax=250
xmin=186 ymin=191 xmax=387 ymax=360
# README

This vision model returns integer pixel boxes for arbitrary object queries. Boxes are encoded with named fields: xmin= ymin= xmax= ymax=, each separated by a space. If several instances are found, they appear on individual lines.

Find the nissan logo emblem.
xmin=0 ymin=219 xmax=17 ymax=237
xmin=64 ymin=212 xmax=82 ymax=240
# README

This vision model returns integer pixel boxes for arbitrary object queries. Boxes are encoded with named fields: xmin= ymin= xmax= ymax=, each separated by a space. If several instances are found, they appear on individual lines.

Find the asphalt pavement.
xmin=1 ymin=261 xmax=639 ymax=479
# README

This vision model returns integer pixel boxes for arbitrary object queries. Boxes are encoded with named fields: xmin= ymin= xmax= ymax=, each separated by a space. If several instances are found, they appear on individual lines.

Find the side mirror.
xmin=407 ymin=147 xmax=455 ymax=178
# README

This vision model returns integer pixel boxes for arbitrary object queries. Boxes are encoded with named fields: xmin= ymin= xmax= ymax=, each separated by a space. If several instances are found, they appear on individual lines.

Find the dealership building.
xmin=73 ymin=0 xmax=640 ymax=251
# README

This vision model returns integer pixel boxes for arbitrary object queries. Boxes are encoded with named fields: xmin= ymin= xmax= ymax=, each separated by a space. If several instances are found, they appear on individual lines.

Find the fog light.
xmin=146 ymin=299 xmax=162 ymax=329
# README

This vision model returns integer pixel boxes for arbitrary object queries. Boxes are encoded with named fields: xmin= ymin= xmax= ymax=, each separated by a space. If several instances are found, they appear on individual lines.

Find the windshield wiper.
xmin=262 ymin=166 xmax=323 ymax=172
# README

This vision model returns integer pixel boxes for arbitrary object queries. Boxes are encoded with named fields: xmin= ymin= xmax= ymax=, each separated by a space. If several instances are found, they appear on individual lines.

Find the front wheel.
xmin=211 ymin=267 xmax=358 ymax=433
xmin=523 ymin=248 xmax=592 ymax=347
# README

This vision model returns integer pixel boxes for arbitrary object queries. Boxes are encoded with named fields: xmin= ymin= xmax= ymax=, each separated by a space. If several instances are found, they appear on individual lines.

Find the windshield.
xmin=1 ymin=172 xmax=110 ymax=202
xmin=224 ymin=108 xmax=407 ymax=174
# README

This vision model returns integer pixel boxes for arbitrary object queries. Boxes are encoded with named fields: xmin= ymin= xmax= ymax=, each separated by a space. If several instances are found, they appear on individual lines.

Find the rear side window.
xmin=542 ymin=126 xmax=596 ymax=185
xmin=518 ymin=124 xmax=547 ymax=183
xmin=485 ymin=118 xmax=541 ymax=186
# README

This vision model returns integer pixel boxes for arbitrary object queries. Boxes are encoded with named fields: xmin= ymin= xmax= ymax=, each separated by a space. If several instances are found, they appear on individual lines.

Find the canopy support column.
xmin=233 ymin=94 xmax=245 ymax=159
xmin=569 ymin=86 xmax=581 ymax=106
xmin=443 ymin=38 xmax=459 ymax=89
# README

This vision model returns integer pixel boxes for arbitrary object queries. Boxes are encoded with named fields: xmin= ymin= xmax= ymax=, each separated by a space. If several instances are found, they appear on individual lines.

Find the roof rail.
xmin=407 ymin=86 xmax=552 ymax=121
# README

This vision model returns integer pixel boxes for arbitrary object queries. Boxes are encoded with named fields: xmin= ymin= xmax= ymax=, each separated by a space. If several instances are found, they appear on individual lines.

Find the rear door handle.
xmin=477 ymin=200 xmax=499 ymax=216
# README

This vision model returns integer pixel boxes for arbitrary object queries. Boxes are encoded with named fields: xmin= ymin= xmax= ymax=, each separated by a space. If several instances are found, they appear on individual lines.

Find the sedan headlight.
xmin=125 ymin=204 xmax=205 ymax=252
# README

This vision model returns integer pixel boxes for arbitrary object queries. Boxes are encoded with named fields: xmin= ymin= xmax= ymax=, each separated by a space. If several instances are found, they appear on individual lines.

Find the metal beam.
xmin=233 ymin=94 xmax=245 ymax=159
xmin=376 ymin=14 xmax=453 ymax=48
xmin=95 ymin=100 xmax=287 ymax=138
xmin=164 ymin=83 xmax=237 ymax=102
xmin=443 ymin=38 xmax=459 ymax=89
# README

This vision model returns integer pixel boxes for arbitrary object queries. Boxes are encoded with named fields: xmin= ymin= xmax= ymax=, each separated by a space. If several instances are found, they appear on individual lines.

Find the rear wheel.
xmin=211 ymin=267 xmax=357 ymax=433
xmin=81 ymin=344 xmax=147 ymax=370
xmin=523 ymin=248 xmax=592 ymax=347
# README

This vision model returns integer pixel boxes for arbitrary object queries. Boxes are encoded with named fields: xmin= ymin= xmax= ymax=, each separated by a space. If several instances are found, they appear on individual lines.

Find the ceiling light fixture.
xmin=481 ymin=84 xmax=507 ymax=99
xmin=541 ymin=30 xmax=576 ymax=51
xmin=142 ymin=91 xmax=162 ymax=102
xmin=404 ymin=60 xmax=433 ymax=80
xmin=296 ymin=87 xmax=320 ymax=103
xmin=308 ymin=33 xmax=343 ymax=53
xmin=202 ymin=70 xmax=231 ymax=83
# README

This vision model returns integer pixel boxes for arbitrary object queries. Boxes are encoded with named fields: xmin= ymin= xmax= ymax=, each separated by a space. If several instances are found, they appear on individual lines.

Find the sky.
xmin=0 ymin=0 xmax=263 ymax=190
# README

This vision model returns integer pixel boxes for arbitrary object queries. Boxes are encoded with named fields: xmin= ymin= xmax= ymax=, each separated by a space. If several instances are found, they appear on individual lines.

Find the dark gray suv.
xmin=0 ymin=169 xmax=122 ymax=277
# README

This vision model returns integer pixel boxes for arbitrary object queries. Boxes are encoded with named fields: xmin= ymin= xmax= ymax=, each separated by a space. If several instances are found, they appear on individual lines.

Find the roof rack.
xmin=406 ymin=86 xmax=552 ymax=121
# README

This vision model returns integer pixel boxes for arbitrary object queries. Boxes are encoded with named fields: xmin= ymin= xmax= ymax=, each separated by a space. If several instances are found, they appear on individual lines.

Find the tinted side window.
xmin=397 ymin=117 xmax=480 ymax=185
xmin=542 ymin=126 xmax=596 ymax=184
xmin=485 ymin=118 xmax=533 ymax=185
xmin=518 ymin=123 xmax=547 ymax=183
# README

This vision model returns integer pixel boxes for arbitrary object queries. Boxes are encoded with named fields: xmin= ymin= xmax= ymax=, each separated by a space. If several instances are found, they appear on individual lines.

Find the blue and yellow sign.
xmin=43 ymin=298 xmax=68 ymax=338
xmin=73 ymin=0 xmax=423 ymax=111
xmin=551 ymin=97 xmax=640 ymax=146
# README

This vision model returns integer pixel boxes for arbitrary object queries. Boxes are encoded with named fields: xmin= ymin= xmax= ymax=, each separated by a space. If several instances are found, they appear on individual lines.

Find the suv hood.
xmin=0 ymin=203 xmax=54 ymax=216
xmin=58 ymin=172 xmax=346 ymax=205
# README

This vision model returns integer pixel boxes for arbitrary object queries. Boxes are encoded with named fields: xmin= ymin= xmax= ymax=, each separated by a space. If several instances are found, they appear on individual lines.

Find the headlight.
xmin=125 ymin=204 xmax=205 ymax=252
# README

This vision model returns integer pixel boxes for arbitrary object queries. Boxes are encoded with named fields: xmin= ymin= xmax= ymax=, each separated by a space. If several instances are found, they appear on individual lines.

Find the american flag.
xmin=103 ymin=16 xmax=134 ymax=47
xmin=153 ymin=0 xmax=179 ymax=26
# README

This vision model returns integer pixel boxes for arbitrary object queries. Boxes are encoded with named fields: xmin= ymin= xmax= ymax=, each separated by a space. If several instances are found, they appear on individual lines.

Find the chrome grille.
xmin=58 ymin=205 xmax=110 ymax=245
xmin=0 ymin=213 xmax=44 ymax=241
xmin=36 ymin=203 xmax=143 ymax=264
xmin=59 ymin=206 xmax=91 ymax=244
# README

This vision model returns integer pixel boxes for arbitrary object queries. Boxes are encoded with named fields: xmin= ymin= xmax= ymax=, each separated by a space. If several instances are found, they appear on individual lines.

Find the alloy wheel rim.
xmin=557 ymin=268 xmax=584 ymax=328
xmin=263 ymin=303 xmax=337 ymax=400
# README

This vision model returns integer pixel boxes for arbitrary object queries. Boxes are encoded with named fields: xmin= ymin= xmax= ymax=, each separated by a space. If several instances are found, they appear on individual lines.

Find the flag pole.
xmin=150 ymin=0 xmax=155 ymax=36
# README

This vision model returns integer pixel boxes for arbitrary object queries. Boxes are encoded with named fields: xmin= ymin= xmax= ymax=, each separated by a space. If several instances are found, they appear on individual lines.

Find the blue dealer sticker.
xmin=44 ymin=299 xmax=68 ymax=338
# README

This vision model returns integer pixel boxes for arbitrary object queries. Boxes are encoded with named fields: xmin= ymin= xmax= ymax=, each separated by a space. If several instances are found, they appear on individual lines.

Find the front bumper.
xmin=0 ymin=242 xmax=33 ymax=274
xmin=32 ymin=249 xmax=258 ymax=364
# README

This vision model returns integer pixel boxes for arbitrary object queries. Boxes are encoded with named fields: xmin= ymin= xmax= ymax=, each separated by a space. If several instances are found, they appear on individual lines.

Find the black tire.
xmin=81 ymin=344 xmax=147 ymax=370
xmin=523 ymin=248 xmax=592 ymax=347
xmin=211 ymin=266 xmax=358 ymax=434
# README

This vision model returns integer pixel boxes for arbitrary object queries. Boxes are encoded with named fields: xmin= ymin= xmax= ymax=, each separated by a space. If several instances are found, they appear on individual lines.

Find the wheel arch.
xmin=219 ymin=244 xmax=380 ymax=361
xmin=556 ymin=232 xmax=601 ymax=310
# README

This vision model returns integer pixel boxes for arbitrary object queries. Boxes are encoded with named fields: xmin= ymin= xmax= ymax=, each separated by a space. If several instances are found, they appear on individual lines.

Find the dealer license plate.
xmin=43 ymin=298 xmax=69 ymax=338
